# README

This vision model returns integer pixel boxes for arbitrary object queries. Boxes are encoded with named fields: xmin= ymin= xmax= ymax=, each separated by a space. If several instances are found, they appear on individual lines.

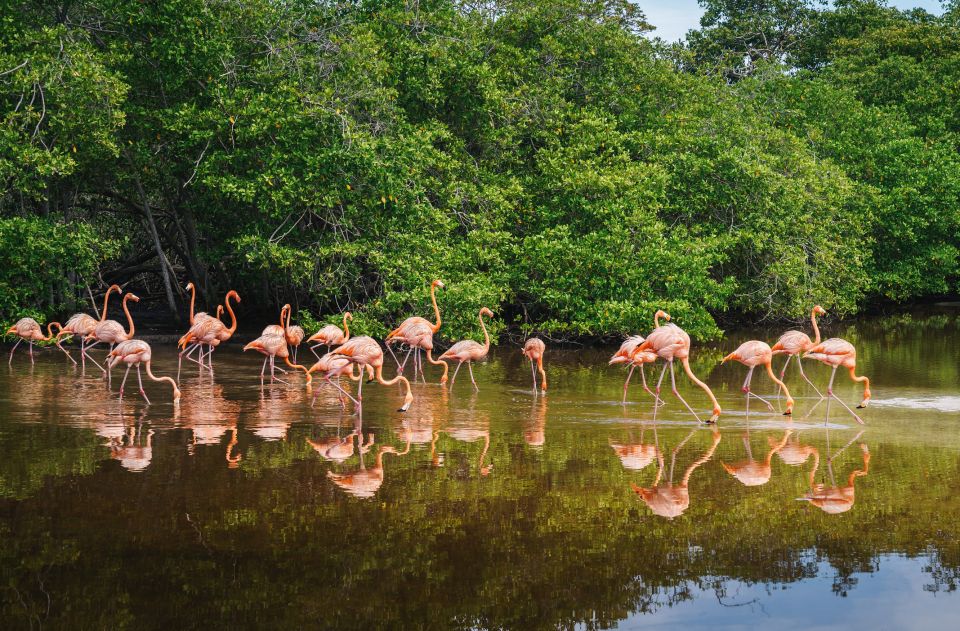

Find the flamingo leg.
xmin=827 ymin=365 xmax=865 ymax=425
xmin=386 ymin=341 xmax=403 ymax=372
xmin=137 ymin=365 xmax=151 ymax=404
xmin=669 ymin=360 xmax=702 ymax=423
xmin=56 ymin=335 xmax=77 ymax=365
xmin=119 ymin=365 xmax=132 ymax=400
xmin=640 ymin=365 xmax=665 ymax=407
xmin=531 ymin=359 xmax=538 ymax=393
xmin=28 ymin=341 xmax=34 ymax=365
xmin=310 ymin=344 xmax=323 ymax=362
xmin=325 ymin=375 xmax=360 ymax=409
xmin=83 ymin=341 xmax=105 ymax=372
xmin=467 ymin=362 xmax=479 ymax=391
xmin=451 ymin=361 xmax=463 ymax=387
xmin=622 ymin=364 xmax=635 ymax=402
xmin=259 ymin=356 xmax=269 ymax=383
xmin=8 ymin=338 xmax=22 ymax=364
xmin=797 ymin=358 xmax=824 ymax=399
xmin=775 ymin=355 xmax=791 ymax=399
xmin=105 ymin=344 xmax=115 ymax=381
xmin=399 ymin=347 xmax=413 ymax=373
xmin=743 ymin=365 xmax=774 ymax=411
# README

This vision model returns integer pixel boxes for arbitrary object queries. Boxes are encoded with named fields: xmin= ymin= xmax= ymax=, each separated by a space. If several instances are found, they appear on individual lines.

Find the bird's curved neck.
xmin=100 ymin=285 xmax=118 ymax=321
xmin=146 ymin=361 xmax=180 ymax=402
xmin=342 ymin=313 xmax=350 ymax=342
xmin=188 ymin=284 xmax=197 ymax=325
xmin=479 ymin=310 xmax=490 ymax=351
xmin=44 ymin=322 xmax=61 ymax=341
xmin=810 ymin=308 xmax=821 ymax=344
xmin=430 ymin=284 xmax=441 ymax=332
xmin=122 ymin=296 xmax=135 ymax=338
xmin=225 ymin=293 xmax=238 ymax=333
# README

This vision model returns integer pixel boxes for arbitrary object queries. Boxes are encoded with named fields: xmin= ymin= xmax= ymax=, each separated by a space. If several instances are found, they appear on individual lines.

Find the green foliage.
xmin=0 ymin=0 xmax=958 ymax=340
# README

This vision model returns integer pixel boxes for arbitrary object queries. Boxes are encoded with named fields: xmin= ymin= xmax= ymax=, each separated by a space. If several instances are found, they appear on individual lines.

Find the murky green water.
xmin=2 ymin=310 xmax=959 ymax=629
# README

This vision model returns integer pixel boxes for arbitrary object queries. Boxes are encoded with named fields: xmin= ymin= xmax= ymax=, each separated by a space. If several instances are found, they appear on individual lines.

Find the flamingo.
xmin=185 ymin=281 xmax=215 ymax=325
xmin=630 ymin=428 xmax=721 ymax=519
xmin=330 ymin=336 xmax=414 ymax=412
xmin=7 ymin=319 xmax=60 ymax=365
xmin=107 ymin=339 xmax=181 ymax=404
xmin=776 ymin=431 xmax=819 ymax=467
xmin=84 ymin=293 xmax=139 ymax=376
xmin=284 ymin=310 xmax=305 ymax=363
xmin=385 ymin=279 xmax=444 ymax=373
xmin=632 ymin=321 xmax=721 ymax=423
xmin=177 ymin=305 xmax=224 ymax=378
xmin=522 ymin=338 xmax=547 ymax=393
xmin=438 ymin=307 xmax=494 ymax=391
xmin=609 ymin=310 xmax=671 ymax=404
xmin=388 ymin=319 xmax=449 ymax=384
xmin=307 ymin=350 xmax=369 ymax=409
xmin=179 ymin=290 xmax=240 ymax=375
xmin=307 ymin=311 xmax=352 ymax=360
xmin=263 ymin=304 xmax=290 ymax=338
xmin=721 ymin=340 xmax=794 ymax=415
xmin=54 ymin=284 xmax=122 ymax=366
xmin=243 ymin=331 xmax=312 ymax=386
xmin=772 ymin=305 xmax=827 ymax=398
xmin=721 ymin=430 xmax=792 ymax=487
xmin=802 ymin=338 xmax=870 ymax=424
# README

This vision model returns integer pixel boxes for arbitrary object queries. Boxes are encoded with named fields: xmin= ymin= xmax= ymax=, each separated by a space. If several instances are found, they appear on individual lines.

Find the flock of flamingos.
xmin=4 ymin=279 xmax=871 ymax=424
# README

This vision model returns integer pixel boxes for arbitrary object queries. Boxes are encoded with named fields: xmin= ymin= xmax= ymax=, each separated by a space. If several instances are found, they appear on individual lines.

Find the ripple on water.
xmin=870 ymin=396 xmax=960 ymax=413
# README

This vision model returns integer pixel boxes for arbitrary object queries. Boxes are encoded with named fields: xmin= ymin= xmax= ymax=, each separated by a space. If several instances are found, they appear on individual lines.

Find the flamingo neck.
xmin=430 ymin=283 xmax=441 ymax=332
xmin=810 ymin=308 xmax=821 ymax=344
xmin=44 ymin=322 xmax=61 ymax=341
xmin=188 ymin=284 xmax=197 ymax=325
xmin=146 ymin=361 xmax=181 ymax=402
xmin=680 ymin=356 xmax=720 ymax=418
xmin=681 ymin=432 xmax=721 ymax=486
xmin=225 ymin=292 xmax=238 ymax=334
xmin=342 ymin=313 xmax=351 ymax=342
xmin=122 ymin=296 xmax=135 ymax=338
xmin=537 ymin=356 xmax=547 ymax=390
xmin=100 ymin=285 xmax=118 ymax=321
xmin=283 ymin=355 xmax=312 ymax=386
xmin=765 ymin=361 xmax=793 ymax=409
xmin=479 ymin=310 xmax=490 ymax=352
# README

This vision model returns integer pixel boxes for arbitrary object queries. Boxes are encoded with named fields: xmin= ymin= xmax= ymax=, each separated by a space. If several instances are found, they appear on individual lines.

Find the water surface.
xmin=2 ymin=311 xmax=959 ymax=629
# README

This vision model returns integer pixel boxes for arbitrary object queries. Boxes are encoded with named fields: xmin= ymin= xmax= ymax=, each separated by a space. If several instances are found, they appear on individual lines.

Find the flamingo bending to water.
xmin=438 ymin=307 xmax=493 ymax=391
xmin=7 ymin=319 xmax=60 ymax=364
xmin=772 ymin=305 xmax=826 ymax=398
xmin=108 ymin=339 xmax=181 ymax=404
xmin=389 ymin=319 xmax=449 ymax=384
xmin=243 ymin=332 xmax=312 ymax=386
xmin=385 ymin=279 xmax=444 ymax=373
xmin=609 ymin=310 xmax=671 ymax=404
xmin=632 ymin=321 xmax=721 ymax=423
xmin=179 ymin=290 xmax=240 ymax=375
xmin=722 ymin=340 xmax=794 ymax=415
xmin=55 ymin=284 xmax=122 ymax=366
xmin=330 ymin=336 xmax=414 ymax=412
xmin=84 ymin=292 xmax=139 ymax=375
xmin=522 ymin=338 xmax=547 ymax=393
xmin=803 ymin=338 xmax=870 ymax=424
xmin=307 ymin=350 xmax=370 ymax=409
xmin=307 ymin=312 xmax=352 ymax=360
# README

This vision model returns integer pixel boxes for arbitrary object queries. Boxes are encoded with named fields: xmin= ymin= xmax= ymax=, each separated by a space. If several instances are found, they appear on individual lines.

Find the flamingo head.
xmin=480 ymin=307 xmax=493 ymax=318
xmin=813 ymin=305 xmax=826 ymax=316
xmin=126 ymin=293 xmax=140 ymax=303
xmin=185 ymin=282 xmax=194 ymax=292
xmin=226 ymin=290 xmax=241 ymax=303
xmin=655 ymin=309 xmax=671 ymax=322
xmin=721 ymin=351 xmax=737 ymax=364
xmin=432 ymin=279 xmax=445 ymax=290
xmin=345 ymin=311 xmax=353 ymax=321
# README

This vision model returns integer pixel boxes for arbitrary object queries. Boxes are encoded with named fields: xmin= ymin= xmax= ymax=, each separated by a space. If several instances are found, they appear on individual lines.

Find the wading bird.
xmin=55 ymin=284 xmax=122 ymax=366
xmin=307 ymin=312 xmax=352 ymax=360
xmin=385 ymin=279 xmax=444 ymax=373
xmin=330 ymin=336 xmax=414 ymax=412
xmin=263 ymin=304 xmax=290 ymax=338
xmin=84 ymin=293 xmax=139 ymax=377
xmin=802 ymin=338 xmax=870 ymax=424
xmin=307 ymin=350 xmax=369 ymax=409
xmin=721 ymin=340 xmax=794 ymax=415
xmin=108 ymin=339 xmax=181 ymax=404
xmin=439 ymin=307 xmax=493 ymax=391
xmin=243 ymin=331 xmax=311 ymax=386
xmin=185 ymin=281 xmax=215 ymax=326
xmin=609 ymin=310 xmax=671 ymax=404
xmin=177 ymin=305 xmax=223 ymax=378
xmin=772 ymin=305 xmax=826 ymax=398
xmin=522 ymin=338 xmax=547 ymax=393
xmin=632 ymin=321 xmax=721 ymax=423
xmin=390 ymin=319 xmax=449 ymax=384
xmin=285 ymin=311 xmax=305 ymax=363
xmin=179 ymin=290 xmax=240 ymax=374
xmin=7 ymin=319 xmax=60 ymax=365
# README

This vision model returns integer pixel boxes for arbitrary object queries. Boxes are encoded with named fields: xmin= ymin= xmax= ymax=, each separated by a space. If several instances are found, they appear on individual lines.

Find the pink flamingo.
xmin=307 ymin=311 xmax=352 ymax=359
xmin=54 ymin=284 xmax=122 ymax=366
xmin=307 ymin=350 xmax=370 ymax=409
xmin=803 ymin=338 xmax=870 ymax=424
xmin=722 ymin=340 xmax=794 ymax=415
xmin=184 ymin=281 xmax=215 ymax=325
xmin=385 ymin=279 xmax=444 ymax=373
xmin=609 ymin=310 xmax=671 ymax=404
xmin=389 ymin=319 xmax=449 ymax=384
xmin=438 ymin=307 xmax=494 ymax=391
xmin=243 ymin=331 xmax=312 ymax=386
xmin=177 ymin=305 xmax=224 ymax=378
xmin=330 ymin=336 xmax=414 ymax=412
xmin=632 ymin=321 xmax=721 ymax=423
xmin=7 ymin=319 xmax=60 ymax=365
xmin=262 ymin=304 xmax=290 ymax=338
xmin=108 ymin=339 xmax=181 ymax=404
xmin=801 ymin=438 xmax=869 ymax=514
xmin=772 ymin=305 xmax=826 ymax=397
xmin=179 ymin=290 xmax=240 ymax=374
xmin=522 ymin=338 xmax=547 ymax=393
xmin=83 ymin=293 xmax=139 ymax=376
xmin=285 ymin=313 xmax=305 ymax=363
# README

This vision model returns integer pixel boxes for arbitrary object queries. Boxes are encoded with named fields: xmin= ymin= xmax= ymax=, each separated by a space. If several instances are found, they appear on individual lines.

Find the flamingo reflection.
xmin=327 ymin=432 xmax=411 ymax=498
xmin=801 ymin=427 xmax=870 ymax=514
xmin=630 ymin=428 xmax=721 ymax=519
xmin=524 ymin=395 xmax=547 ymax=448
xmin=610 ymin=425 xmax=662 ymax=472
xmin=721 ymin=429 xmax=792 ymax=487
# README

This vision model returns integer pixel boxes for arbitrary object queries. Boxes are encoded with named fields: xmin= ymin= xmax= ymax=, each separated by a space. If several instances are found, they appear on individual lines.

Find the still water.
xmin=1 ymin=310 xmax=959 ymax=629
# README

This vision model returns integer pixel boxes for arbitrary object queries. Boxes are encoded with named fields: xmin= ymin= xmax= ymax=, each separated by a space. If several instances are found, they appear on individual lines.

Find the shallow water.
xmin=2 ymin=310 xmax=959 ymax=629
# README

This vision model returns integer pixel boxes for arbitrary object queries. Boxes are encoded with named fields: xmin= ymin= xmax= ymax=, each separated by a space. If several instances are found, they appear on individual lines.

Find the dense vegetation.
xmin=2 ymin=0 xmax=959 ymax=340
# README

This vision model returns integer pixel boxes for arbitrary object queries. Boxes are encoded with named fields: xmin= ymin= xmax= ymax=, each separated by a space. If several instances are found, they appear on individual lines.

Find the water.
xmin=1 ymin=311 xmax=959 ymax=629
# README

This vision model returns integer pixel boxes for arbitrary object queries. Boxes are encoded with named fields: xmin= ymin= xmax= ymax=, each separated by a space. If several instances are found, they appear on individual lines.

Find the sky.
xmin=634 ymin=1 xmax=948 ymax=41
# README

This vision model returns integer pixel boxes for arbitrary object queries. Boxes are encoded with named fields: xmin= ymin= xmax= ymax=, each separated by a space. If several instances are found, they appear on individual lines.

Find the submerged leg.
xmin=28 ymin=341 xmax=34 ymax=365
xmin=531 ymin=359 xmax=538 ymax=393
xmin=119 ymin=365 xmax=131 ymax=399
xmin=450 ymin=361 xmax=463 ymax=387
xmin=8 ymin=338 xmax=21 ymax=364
xmin=136 ymin=365 xmax=151 ymax=404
